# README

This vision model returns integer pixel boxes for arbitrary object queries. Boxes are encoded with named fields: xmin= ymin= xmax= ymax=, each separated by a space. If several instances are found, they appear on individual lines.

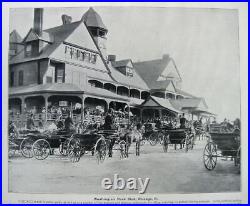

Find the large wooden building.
xmin=8 ymin=7 xmax=214 ymax=125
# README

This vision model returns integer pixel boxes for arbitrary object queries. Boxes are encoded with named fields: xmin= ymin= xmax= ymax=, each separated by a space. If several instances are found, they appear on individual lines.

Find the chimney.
xmin=108 ymin=55 xmax=116 ymax=62
xmin=162 ymin=54 xmax=170 ymax=60
xmin=62 ymin=15 xmax=72 ymax=25
xmin=33 ymin=8 xmax=43 ymax=36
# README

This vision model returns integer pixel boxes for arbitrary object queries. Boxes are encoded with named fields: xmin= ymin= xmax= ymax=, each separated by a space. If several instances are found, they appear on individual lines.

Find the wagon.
xmin=8 ymin=129 xmax=41 ymax=158
xmin=14 ymin=129 xmax=73 ymax=160
xmin=98 ymin=129 xmax=130 ymax=159
xmin=203 ymin=129 xmax=240 ymax=171
xmin=162 ymin=128 xmax=195 ymax=152
xmin=142 ymin=123 xmax=163 ymax=146
xmin=67 ymin=131 xmax=107 ymax=163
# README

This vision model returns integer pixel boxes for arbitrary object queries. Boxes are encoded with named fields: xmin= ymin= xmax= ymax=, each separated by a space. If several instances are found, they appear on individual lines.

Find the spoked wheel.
xmin=67 ymin=138 xmax=81 ymax=163
xmin=95 ymin=137 xmax=107 ymax=164
xmin=140 ymin=139 xmax=146 ymax=146
xmin=119 ymin=140 xmax=127 ymax=159
xmin=203 ymin=142 xmax=217 ymax=170
xmin=163 ymin=135 xmax=170 ymax=153
xmin=32 ymin=139 xmax=51 ymax=160
xmin=59 ymin=139 xmax=70 ymax=156
xmin=149 ymin=132 xmax=158 ymax=146
xmin=20 ymin=137 xmax=34 ymax=158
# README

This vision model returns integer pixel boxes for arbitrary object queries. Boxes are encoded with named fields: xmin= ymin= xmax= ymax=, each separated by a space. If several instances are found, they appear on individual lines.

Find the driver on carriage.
xmin=103 ymin=109 xmax=114 ymax=130
xmin=64 ymin=112 xmax=75 ymax=133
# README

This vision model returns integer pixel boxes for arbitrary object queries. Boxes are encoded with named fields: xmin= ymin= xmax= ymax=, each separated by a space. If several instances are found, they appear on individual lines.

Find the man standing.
xmin=26 ymin=113 xmax=35 ymax=130
xmin=64 ymin=112 xmax=74 ymax=132
xmin=180 ymin=113 xmax=186 ymax=129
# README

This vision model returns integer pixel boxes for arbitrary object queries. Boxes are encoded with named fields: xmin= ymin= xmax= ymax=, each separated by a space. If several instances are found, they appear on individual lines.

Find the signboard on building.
xmin=59 ymin=101 xmax=68 ymax=107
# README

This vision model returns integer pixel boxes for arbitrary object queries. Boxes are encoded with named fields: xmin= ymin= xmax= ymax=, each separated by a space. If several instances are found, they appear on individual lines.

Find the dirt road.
xmin=8 ymin=140 xmax=240 ymax=194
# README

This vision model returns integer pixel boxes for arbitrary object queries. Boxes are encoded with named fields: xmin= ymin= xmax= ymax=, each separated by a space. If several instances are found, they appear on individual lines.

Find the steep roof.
xmin=9 ymin=21 xmax=81 ymax=65
xmin=111 ymin=59 xmax=131 ymax=68
xmin=10 ymin=30 xmax=22 ymax=43
xmin=81 ymin=7 xmax=107 ymax=31
xmin=170 ymin=98 xmax=208 ymax=110
xmin=108 ymin=61 xmax=149 ymax=90
xmin=134 ymin=55 xmax=182 ymax=90
xmin=141 ymin=96 xmax=181 ymax=114
xmin=175 ymin=88 xmax=196 ymax=98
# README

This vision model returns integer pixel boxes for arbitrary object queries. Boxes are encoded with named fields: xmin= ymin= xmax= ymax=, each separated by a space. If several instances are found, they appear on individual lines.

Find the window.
xmin=25 ymin=44 xmax=32 ymax=57
xmin=90 ymin=54 xmax=97 ymax=64
xmin=18 ymin=70 xmax=23 ymax=86
xmin=55 ymin=67 xmax=65 ymax=83
xmin=84 ymin=52 xmax=90 ymax=62
xmin=126 ymin=67 xmax=133 ymax=77
xmin=80 ymin=52 xmax=85 ymax=61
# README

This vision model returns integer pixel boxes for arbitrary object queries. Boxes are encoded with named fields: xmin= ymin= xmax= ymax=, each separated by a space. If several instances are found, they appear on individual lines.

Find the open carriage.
xmin=203 ymin=129 xmax=240 ymax=171
xmin=142 ymin=123 xmax=163 ymax=146
xmin=9 ymin=129 xmax=73 ymax=160
xmin=162 ymin=128 xmax=195 ymax=152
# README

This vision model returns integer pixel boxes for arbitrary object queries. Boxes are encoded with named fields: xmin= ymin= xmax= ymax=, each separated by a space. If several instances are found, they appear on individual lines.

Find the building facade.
xmin=8 ymin=7 xmax=214 ymax=127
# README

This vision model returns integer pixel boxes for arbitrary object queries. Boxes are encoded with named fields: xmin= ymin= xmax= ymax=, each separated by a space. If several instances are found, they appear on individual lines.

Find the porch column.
xmin=20 ymin=97 xmax=26 ymax=114
xmin=20 ymin=97 xmax=26 ymax=128
xmin=105 ymin=99 xmax=111 ymax=111
xmin=158 ymin=109 xmax=162 ymax=119
xmin=81 ymin=95 xmax=85 ymax=121
xmin=44 ymin=94 xmax=49 ymax=123
xmin=140 ymin=108 xmax=143 ymax=122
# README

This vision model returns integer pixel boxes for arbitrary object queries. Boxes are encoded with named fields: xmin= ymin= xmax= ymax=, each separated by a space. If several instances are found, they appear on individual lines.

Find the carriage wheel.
xmin=140 ymin=139 xmax=146 ymax=146
xmin=95 ymin=137 xmax=107 ymax=164
xmin=119 ymin=140 xmax=127 ymax=159
xmin=203 ymin=142 xmax=217 ymax=170
xmin=163 ymin=135 xmax=169 ymax=153
xmin=20 ymin=137 xmax=34 ymax=158
xmin=149 ymin=132 xmax=158 ymax=146
xmin=158 ymin=132 xmax=165 ymax=145
xmin=67 ymin=138 xmax=81 ymax=163
xmin=59 ymin=139 xmax=70 ymax=156
xmin=32 ymin=139 xmax=51 ymax=160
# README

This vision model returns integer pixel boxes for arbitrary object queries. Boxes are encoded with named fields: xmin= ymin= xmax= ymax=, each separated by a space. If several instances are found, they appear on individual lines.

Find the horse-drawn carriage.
xmin=203 ymin=129 xmax=240 ymax=171
xmin=162 ymin=128 xmax=195 ymax=152
xmin=142 ymin=123 xmax=164 ymax=146
xmin=9 ymin=129 xmax=73 ymax=160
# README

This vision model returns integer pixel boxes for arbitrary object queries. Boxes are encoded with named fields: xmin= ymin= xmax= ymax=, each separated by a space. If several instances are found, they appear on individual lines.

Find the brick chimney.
xmin=33 ymin=8 xmax=43 ymax=36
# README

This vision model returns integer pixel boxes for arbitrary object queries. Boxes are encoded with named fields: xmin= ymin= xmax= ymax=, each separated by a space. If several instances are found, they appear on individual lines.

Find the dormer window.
xmin=25 ymin=44 xmax=32 ymax=57
xmin=126 ymin=67 xmax=133 ymax=77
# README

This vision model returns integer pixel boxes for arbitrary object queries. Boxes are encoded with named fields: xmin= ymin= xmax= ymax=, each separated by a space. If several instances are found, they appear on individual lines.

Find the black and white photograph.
xmin=2 ymin=2 xmax=248 ymax=204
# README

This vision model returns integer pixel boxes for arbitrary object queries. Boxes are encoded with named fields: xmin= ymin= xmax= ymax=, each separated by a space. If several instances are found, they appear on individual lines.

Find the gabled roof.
xmin=111 ymin=59 xmax=131 ymax=68
xmin=134 ymin=55 xmax=182 ymax=90
xmin=10 ymin=30 xmax=22 ymax=43
xmin=22 ymin=29 xmax=53 ymax=43
xmin=141 ymin=96 xmax=181 ymax=114
xmin=170 ymin=97 xmax=208 ymax=110
xmin=175 ymin=88 xmax=196 ymax=98
xmin=9 ymin=21 xmax=81 ymax=65
xmin=108 ymin=61 xmax=149 ymax=91
xmin=81 ymin=7 xmax=107 ymax=31
xmin=149 ymin=80 xmax=175 ymax=91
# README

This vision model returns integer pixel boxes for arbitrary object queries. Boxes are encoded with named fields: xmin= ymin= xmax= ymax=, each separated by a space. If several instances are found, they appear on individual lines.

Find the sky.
xmin=9 ymin=6 xmax=241 ymax=122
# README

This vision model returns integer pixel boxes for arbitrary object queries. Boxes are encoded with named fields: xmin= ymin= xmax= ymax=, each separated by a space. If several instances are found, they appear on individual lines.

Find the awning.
xmin=140 ymin=96 xmax=182 ymax=114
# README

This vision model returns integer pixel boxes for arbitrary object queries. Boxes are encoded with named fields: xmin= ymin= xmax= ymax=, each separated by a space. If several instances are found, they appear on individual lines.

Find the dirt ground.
xmin=8 ymin=139 xmax=241 ymax=194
